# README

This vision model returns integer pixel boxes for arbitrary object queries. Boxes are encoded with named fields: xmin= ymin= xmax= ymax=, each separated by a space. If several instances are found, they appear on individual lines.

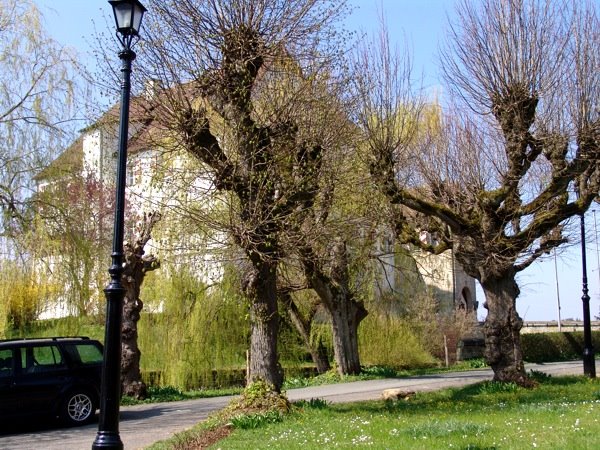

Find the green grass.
xmin=205 ymin=376 xmax=600 ymax=450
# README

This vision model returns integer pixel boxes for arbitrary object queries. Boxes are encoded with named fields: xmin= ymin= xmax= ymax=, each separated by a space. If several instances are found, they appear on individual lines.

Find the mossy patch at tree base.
xmin=220 ymin=380 xmax=291 ymax=418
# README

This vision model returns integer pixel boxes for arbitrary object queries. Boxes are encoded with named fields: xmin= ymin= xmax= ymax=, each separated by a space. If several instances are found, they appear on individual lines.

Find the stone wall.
xmin=521 ymin=321 xmax=600 ymax=334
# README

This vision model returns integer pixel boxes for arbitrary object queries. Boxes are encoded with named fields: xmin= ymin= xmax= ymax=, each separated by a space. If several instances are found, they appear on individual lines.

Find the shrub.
xmin=294 ymin=398 xmax=329 ymax=409
xmin=528 ymin=370 xmax=552 ymax=383
xmin=358 ymin=315 xmax=437 ymax=368
xmin=213 ymin=380 xmax=290 ymax=430
xmin=0 ymin=265 xmax=49 ymax=330
xmin=521 ymin=331 xmax=600 ymax=363
xmin=360 ymin=365 xmax=399 ymax=378
xmin=466 ymin=358 xmax=488 ymax=368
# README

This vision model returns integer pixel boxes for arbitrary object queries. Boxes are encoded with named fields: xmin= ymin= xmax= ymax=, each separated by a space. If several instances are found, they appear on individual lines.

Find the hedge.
xmin=521 ymin=331 xmax=600 ymax=363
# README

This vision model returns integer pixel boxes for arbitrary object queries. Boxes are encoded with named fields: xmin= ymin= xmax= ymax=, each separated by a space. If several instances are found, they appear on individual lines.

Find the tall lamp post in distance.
xmin=580 ymin=209 xmax=596 ymax=378
xmin=93 ymin=1 xmax=146 ymax=449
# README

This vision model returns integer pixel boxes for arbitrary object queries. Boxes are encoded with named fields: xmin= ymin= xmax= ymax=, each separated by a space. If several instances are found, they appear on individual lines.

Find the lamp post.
xmin=580 ymin=210 xmax=596 ymax=378
xmin=93 ymin=1 xmax=146 ymax=449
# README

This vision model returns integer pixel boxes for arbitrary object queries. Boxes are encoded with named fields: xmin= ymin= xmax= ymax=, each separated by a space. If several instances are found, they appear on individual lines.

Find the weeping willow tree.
xmin=24 ymin=173 xmax=114 ymax=318
xmin=0 ymin=261 xmax=55 ymax=333
xmin=0 ymin=0 xmax=79 ymax=234
xmin=138 ymin=267 xmax=250 ymax=389
xmin=0 ymin=0 xmax=85 ymax=333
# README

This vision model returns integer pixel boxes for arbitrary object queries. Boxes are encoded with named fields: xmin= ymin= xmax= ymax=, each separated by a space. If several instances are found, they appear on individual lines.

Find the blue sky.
xmin=33 ymin=0 xmax=600 ymax=322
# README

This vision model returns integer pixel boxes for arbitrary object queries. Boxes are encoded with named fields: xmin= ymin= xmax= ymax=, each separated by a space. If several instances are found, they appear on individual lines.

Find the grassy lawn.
xmin=205 ymin=375 xmax=600 ymax=449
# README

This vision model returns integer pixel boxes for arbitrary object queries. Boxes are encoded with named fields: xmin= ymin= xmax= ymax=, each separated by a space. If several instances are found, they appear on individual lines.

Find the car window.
xmin=0 ymin=349 xmax=14 ymax=377
xmin=74 ymin=343 xmax=103 ymax=364
xmin=21 ymin=345 xmax=66 ymax=373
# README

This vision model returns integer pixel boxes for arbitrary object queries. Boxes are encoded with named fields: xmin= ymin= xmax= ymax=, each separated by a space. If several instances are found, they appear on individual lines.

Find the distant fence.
xmin=521 ymin=321 xmax=600 ymax=334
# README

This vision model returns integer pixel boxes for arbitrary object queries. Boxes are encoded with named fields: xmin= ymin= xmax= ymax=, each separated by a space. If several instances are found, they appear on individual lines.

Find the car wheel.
xmin=61 ymin=389 xmax=96 ymax=426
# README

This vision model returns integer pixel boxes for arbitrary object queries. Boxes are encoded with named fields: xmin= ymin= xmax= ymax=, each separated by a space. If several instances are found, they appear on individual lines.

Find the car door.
xmin=0 ymin=347 xmax=19 ymax=417
xmin=63 ymin=341 xmax=103 ymax=391
xmin=13 ymin=344 xmax=71 ymax=415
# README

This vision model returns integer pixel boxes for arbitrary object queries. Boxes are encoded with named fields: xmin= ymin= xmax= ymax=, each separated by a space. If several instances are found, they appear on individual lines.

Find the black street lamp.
xmin=580 ymin=210 xmax=596 ymax=378
xmin=93 ymin=1 xmax=146 ymax=449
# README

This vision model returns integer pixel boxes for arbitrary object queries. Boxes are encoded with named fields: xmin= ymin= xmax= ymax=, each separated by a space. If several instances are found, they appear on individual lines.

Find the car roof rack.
xmin=0 ymin=336 xmax=91 ymax=343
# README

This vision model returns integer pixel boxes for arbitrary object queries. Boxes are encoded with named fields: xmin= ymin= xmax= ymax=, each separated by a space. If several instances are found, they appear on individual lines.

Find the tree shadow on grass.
xmin=325 ymin=375 xmax=598 ymax=418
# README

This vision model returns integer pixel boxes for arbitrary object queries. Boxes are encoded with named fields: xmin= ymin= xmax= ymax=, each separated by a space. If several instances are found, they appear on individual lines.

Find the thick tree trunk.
xmin=329 ymin=294 xmax=367 ymax=376
xmin=282 ymin=291 xmax=330 ymax=374
xmin=121 ymin=283 xmax=147 ymax=399
xmin=120 ymin=212 xmax=160 ymax=399
xmin=245 ymin=261 xmax=283 ymax=391
xmin=480 ymin=272 xmax=528 ymax=385
xmin=300 ymin=239 xmax=367 ymax=376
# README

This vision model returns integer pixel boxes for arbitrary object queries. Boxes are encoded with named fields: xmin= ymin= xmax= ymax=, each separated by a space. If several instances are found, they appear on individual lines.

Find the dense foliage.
xmin=521 ymin=331 xmax=600 ymax=363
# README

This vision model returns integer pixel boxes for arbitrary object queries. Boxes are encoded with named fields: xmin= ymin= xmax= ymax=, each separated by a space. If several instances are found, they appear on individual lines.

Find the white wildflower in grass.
xmin=351 ymin=434 xmax=373 ymax=446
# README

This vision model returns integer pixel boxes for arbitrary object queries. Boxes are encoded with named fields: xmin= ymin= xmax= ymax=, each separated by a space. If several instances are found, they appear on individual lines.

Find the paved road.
xmin=0 ymin=360 xmax=589 ymax=449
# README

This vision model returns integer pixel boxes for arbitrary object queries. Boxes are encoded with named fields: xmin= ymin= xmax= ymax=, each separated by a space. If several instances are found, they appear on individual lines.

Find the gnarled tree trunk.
xmin=120 ymin=212 xmax=160 ymax=399
xmin=480 ymin=271 xmax=528 ymax=384
xmin=121 ymin=286 xmax=147 ymax=399
xmin=137 ymin=0 xmax=346 ymax=396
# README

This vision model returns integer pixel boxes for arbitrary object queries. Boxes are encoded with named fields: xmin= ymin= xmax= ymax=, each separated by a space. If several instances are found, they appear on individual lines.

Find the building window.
xmin=127 ymin=157 xmax=143 ymax=186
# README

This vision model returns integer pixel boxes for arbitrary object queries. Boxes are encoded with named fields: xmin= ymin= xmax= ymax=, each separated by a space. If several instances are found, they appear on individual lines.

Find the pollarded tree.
xmin=288 ymin=154 xmax=377 ymax=376
xmin=296 ymin=236 xmax=369 ymax=375
xmin=278 ymin=201 xmax=373 ymax=377
xmin=364 ymin=0 xmax=600 ymax=383
xmin=266 ymin=65 xmax=375 ymax=376
xmin=130 ymin=0 xmax=349 ymax=391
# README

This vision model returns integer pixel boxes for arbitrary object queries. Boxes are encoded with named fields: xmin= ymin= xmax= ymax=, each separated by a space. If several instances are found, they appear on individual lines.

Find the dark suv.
xmin=0 ymin=336 xmax=103 ymax=426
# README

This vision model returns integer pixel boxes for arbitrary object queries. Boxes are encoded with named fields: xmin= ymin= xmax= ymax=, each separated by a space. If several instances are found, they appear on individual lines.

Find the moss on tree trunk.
xmin=330 ymin=295 xmax=367 ymax=375
xmin=245 ymin=261 xmax=283 ymax=391
xmin=481 ymin=273 xmax=528 ymax=385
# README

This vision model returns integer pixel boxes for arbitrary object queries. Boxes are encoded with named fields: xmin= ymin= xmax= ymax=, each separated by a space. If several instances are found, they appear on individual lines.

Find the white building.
xmin=34 ymin=96 xmax=225 ymax=318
